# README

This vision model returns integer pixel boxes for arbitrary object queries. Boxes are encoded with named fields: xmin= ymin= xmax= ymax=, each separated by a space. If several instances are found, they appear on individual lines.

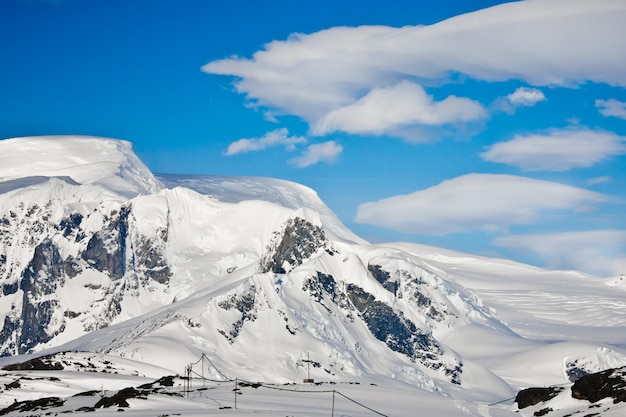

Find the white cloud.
xmin=355 ymin=174 xmax=607 ymax=235
xmin=203 ymin=0 xmax=626 ymax=136
xmin=289 ymin=141 xmax=343 ymax=168
xmin=585 ymin=176 xmax=612 ymax=186
xmin=224 ymin=128 xmax=307 ymax=155
xmin=507 ymin=87 xmax=546 ymax=107
xmin=312 ymin=81 xmax=486 ymax=136
xmin=596 ymin=99 xmax=626 ymax=119
xmin=494 ymin=230 xmax=626 ymax=277
xmin=481 ymin=128 xmax=626 ymax=171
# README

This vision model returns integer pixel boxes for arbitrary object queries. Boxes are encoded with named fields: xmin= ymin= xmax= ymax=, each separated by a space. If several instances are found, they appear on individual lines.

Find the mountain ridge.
xmin=0 ymin=135 xmax=625 ymax=416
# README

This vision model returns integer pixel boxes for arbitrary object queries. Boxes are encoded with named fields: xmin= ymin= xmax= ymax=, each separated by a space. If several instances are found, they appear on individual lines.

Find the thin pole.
xmin=234 ymin=378 xmax=238 ymax=410
xmin=307 ymin=352 xmax=311 ymax=380
xmin=185 ymin=365 xmax=190 ymax=398
xmin=331 ymin=390 xmax=335 ymax=417
xmin=188 ymin=364 xmax=192 ymax=392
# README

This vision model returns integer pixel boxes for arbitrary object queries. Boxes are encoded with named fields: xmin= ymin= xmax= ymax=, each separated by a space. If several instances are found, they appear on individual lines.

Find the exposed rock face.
xmin=132 ymin=235 xmax=171 ymax=285
xmin=302 ymin=268 xmax=462 ymax=384
xmin=259 ymin=217 xmax=332 ymax=274
xmin=217 ymin=285 xmax=258 ymax=342
xmin=368 ymin=264 xmax=398 ymax=295
xmin=515 ymin=387 xmax=564 ymax=409
xmin=0 ymin=197 xmax=173 ymax=356
xmin=346 ymin=283 xmax=462 ymax=384
xmin=81 ymin=208 xmax=129 ymax=280
xmin=2 ymin=354 xmax=64 ymax=371
xmin=95 ymin=387 xmax=145 ymax=408
xmin=0 ymin=239 xmax=66 ymax=355
xmin=303 ymin=271 xmax=352 ymax=313
xmin=0 ymin=396 xmax=65 ymax=416
xmin=571 ymin=367 xmax=626 ymax=403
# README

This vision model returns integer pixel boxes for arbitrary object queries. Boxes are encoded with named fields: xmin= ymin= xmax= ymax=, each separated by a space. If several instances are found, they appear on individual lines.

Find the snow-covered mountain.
xmin=0 ymin=135 xmax=625 ymax=416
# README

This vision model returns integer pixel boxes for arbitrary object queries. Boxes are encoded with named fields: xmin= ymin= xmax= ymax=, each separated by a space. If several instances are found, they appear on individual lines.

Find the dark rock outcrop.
xmin=515 ymin=387 xmax=563 ymax=409
xmin=132 ymin=237 xmax=171 ymax=285
xmin=368 ymin=264 xmax=398 ymax=295
xmin=346 ymin=283 xmax=461 ymax=384
xmin=347 ymin=284 xmax=434 ymax=357
xmin=1 ymin=239 xmax=67 ymax=354
xmin=81 ymin=208 xmax=129 ymax=280
xmin=95 ymin=387 xmax=147 ymax=408
xmin=217 ymin=285 xmax=258 ymax=342
xmin=303 ymin=271 xmax=351 ymax=312
xmin=0 ymin=397 xmax=64 ymax=415
xmin=2 ymin=354 xmax=64 ymax=371
xmin=259 ymin=217 xmax=330 ymax=274
xmin=571 ymin=367 xmax=626 ymax=403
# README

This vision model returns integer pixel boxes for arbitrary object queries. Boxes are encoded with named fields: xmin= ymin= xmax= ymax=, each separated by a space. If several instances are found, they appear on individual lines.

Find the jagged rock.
xmin=0 ymin=239 xmax=67 ymax=354
xmin=138 ymin=375 xmax=176 ymax=389
xmin=2 ymin=280 xmax=17 ymax=296
xmin=368 ymin=264 xmax=398 ymax=295
xmin=346 ymin=283 xmax=462 ymax=384
xmin=347 ymin=283 xmax=432 ymax=356
xmin=571 ymin=367 xmax=626 ymax=403
xmin=3 ymin=354 xmax=64 ymax=371
xmin=515 ymin=387 xmax=563 ymax=409
xmin=534 ymin=407 xmax=553 ymax=416
xmin=57 ymin=213 xmax=83 ymax=237
xmin=81 ymin=208 xmax=129 ymax=280
xmin=303 ymin=271 xmax=351 ymax=311
xmin=259 ymin=217 xmax=329 ymax=274
xmin=565 ymin=358 xmax=594 ymax=382
xmin=218 ymin=285 xmax=258 ymax=341
xmin=20 ymin=239 xmax=64 ymax=296
xmin=95 ymin=387 xmax=147 ymax=408
xmin=132 ymin=237 xmax=171 ymax=284
xmin=0 ymin=396 xmax=64 ymax=415
xmin=4 ymin=379 xmax=21 ymax=390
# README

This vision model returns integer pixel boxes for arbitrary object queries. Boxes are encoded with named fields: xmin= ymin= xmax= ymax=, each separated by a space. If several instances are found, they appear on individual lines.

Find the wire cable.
xmin=185 ymin=352 xmax=389 ymax=417
xmin=335 ymin=390 xmax=388 ymax=417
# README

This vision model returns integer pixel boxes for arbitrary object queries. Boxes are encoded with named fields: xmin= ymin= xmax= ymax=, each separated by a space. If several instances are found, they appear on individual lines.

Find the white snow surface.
xmin=0 ymin=136 xmax=625 ymax=417
xmin=0 ymin=135 xmax=162 ymax=197
xmin=159 ymin=174 xmax=365 ymax=244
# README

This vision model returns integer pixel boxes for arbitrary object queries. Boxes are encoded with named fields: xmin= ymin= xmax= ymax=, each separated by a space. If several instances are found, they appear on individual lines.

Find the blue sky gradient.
xmin=2 ymin=0 xmax=625 ymax=276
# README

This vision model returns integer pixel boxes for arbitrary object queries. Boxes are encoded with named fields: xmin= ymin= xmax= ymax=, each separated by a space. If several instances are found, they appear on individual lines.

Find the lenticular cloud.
xmin=203 ymin=0 xmax=626 ymax=135
xmin=355 ymin=174 xmax=608 ymax=235
xmin=481 ymin=128 xmax=626 ymax=171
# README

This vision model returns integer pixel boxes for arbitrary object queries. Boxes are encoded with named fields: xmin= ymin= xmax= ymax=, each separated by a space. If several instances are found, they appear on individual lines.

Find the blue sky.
xmin=2 ymin=0 xmax=625 ymax=276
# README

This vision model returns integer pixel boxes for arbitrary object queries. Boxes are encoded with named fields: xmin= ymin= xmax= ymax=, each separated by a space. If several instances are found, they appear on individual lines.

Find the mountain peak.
xmin=0 ymin=135 xmax=162 ymax=198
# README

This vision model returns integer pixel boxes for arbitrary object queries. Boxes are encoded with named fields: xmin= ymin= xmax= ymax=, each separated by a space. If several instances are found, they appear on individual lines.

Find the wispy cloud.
xmin=481 ymin=128 xmax=626 ymax=171
xmin=224 ymin=128 xmax=307 ymax=155
xmin=204 ymin=0 xmax=626 ymax=138
xmin=289 ymin=141 xmax=343 ymax=168
xmin=596 ymin=99 xmax=626 ymax=120
xmin=585 ymin=176 xmax=612 ymax=186
xmin=355 ymin=174 xmax=607 ymax=235
xmin=312 ymin=81 xmax=486 ymax=137
xmin=494 ymin=230 xmax=626 ymax=277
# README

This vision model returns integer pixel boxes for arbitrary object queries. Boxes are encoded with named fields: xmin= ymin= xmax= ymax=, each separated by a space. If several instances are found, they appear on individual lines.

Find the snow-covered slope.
xmin=0 ymin=136 xmax=162 ymax=197
xmin=158 ymin=174 xmax=365 ymax=244
xmin=0 ymin=135 xmax=624 ymax=417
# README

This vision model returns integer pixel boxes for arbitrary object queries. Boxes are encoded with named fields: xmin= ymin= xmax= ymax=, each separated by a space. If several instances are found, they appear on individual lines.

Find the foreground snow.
xmin=0 ymin=363 xmax=489 ymax=416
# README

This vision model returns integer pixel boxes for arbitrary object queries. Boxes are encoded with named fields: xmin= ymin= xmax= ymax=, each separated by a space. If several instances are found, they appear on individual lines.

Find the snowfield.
xmin=0 ymin=135 xmax=625 ymax=416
